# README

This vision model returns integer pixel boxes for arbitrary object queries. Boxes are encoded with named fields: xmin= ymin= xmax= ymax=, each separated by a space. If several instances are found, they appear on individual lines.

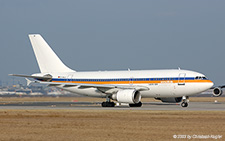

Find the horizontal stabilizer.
xmin=9 ymin=74 xmax=52 ymax=81
xmin=25 ymin=78 xmax=33 ymax=86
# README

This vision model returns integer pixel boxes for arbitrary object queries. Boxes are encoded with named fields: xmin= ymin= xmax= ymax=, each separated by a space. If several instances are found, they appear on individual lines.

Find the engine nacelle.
xmin=155 ymin=97 xmax=182 ymax=103
xmin=112 ymin=89 xmax=141 ymax=104
xmin=213 ymin=87 xmax=223 ymax=97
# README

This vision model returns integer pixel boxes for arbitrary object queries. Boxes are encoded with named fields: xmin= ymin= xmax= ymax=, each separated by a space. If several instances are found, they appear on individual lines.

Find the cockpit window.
xmin=202 ymin=77 xmax=207 ymax=80
xmin=195 ymin=76 xmax=208 ymax=80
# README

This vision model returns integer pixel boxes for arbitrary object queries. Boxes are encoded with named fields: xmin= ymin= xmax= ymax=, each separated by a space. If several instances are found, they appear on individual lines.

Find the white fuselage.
xmin=35 ymin=69 xmax=213 ymax=98
xmin=11 ymin=34 xmax=215 ymax=107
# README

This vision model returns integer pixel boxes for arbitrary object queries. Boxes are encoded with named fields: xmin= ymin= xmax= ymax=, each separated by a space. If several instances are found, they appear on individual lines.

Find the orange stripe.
xmin=52 ymin=80 xmax=213 ymax=85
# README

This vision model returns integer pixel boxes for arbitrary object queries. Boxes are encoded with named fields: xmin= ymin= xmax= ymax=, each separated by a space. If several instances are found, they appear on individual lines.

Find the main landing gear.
xmin=129 ymin=102 xmax=142 ymax=107
xmin=101 ymin=95 xmax=143 ymax=107
xmin=102 ymin=101 xmax=143 ymax=107
xmin=181 ymin=96 xmax=189 ymax=107
xmin=101 ymin=95 xmax=115 ymax=107
xmin=101 ymin=102 xmax=115 ymax=107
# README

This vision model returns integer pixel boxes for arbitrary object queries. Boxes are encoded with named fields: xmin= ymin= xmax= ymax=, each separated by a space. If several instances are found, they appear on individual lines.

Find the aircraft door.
xmin=67 ymin=75 xmax=73 ymax=83
xmin=178 ymin=73 xmax=186 ymax=85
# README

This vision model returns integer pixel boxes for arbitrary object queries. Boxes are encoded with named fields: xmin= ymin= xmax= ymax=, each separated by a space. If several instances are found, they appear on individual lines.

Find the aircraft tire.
xmin=102 ymin=102 xmax=115 ymax=107
xmin=181 ymin=102 xmax=188 ymax=107
xmin=129 ymin=102 xmax=142 ymax=107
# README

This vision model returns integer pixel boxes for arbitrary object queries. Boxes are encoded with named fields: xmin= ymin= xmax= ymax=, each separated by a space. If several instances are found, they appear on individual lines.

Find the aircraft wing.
xmin=211 ymin=85 xmax=225 ymax=89
xmin=9 ymin=74 xmax=149 ymax=93
xmin=39 ymin=81 xmax=149 ymax=92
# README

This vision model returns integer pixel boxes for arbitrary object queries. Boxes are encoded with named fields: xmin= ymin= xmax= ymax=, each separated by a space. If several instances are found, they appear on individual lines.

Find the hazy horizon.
xmin=1 ymin=1 xmax=225 ymax=85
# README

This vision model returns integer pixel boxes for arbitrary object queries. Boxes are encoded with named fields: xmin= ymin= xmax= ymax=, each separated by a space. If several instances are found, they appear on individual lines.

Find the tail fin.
xmin=28 ymin=34 xmax=75 ymax=73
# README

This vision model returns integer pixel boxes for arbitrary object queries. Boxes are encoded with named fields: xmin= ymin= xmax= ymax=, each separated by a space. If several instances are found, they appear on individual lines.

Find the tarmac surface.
xmin=0 ymin=101 xmax=224 ymax=111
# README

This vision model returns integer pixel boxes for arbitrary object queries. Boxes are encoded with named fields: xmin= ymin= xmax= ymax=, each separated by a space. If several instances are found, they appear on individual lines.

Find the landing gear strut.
xmin=101 ymin=95 xmax=115 ymax=107
xmin=181 ymin=96 xmax=189 ymax=107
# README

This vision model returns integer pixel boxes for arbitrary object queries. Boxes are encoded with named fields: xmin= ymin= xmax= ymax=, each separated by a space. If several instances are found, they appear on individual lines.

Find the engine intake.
xmin=112 ymin=89 xmax=141 ymax=104
xmin=213 ymin=87 xmax=223 ymax=97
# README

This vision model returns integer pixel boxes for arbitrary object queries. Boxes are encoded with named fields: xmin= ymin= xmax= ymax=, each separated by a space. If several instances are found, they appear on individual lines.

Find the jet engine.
xmin=112 ymin=89 xmax=141 ymax=104
xmin=213 ymin=87 xmax=223 ymax=97
xmin=155 ymin=97 xmax=182 ymax=103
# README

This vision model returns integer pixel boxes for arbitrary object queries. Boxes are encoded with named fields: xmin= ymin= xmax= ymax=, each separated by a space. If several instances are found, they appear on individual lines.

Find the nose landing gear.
xmin=181 ymin=96 xmax=189 ymax=108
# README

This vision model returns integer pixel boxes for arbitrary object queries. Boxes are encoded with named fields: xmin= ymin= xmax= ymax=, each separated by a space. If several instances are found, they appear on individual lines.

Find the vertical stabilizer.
xmin=28 ymin=34 xmax=75 ymax=73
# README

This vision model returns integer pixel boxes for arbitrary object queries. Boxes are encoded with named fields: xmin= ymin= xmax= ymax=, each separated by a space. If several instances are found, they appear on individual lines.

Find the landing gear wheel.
xmin=101 ymin=102 xmax=115 ymax=107
xmin=102 ymin=95 xmax=115 ymax=107
xmin=181 ymin=96 xmax=189 ymax=108
xmin=129 ymin=102 xmax=142 ymax=107
xmin=181 ymin=102 xmax=188 ymax=107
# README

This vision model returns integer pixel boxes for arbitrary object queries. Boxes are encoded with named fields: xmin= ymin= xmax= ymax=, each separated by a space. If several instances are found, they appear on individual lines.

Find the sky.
xmin=0 ymin=0 xmax=225 ymax=85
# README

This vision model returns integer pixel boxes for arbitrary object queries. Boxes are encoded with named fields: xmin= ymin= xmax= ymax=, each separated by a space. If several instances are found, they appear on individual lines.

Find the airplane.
xmin=10 ymin=34 xmax=215 ymax=107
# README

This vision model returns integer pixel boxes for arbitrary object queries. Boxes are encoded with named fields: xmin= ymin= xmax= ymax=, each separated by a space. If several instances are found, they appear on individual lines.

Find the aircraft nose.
xmin=207 ymin=80 xmax=214 ymax=89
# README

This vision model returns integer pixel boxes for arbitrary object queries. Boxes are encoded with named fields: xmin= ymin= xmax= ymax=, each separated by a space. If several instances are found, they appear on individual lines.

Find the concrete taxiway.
xmin=0 ymin=101 xmax=224 ymax=111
